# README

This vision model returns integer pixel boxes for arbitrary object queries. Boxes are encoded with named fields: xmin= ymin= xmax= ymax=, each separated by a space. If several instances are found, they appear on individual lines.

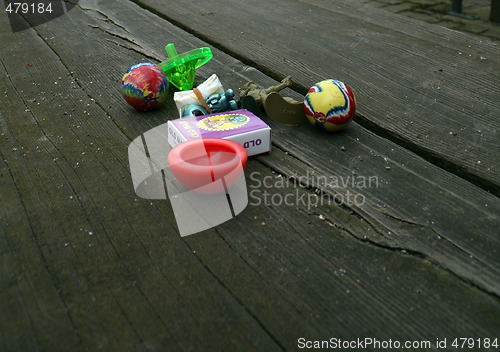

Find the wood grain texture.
xmin=259 ymin=121 xmax=500 ymax=296
xmin=0 ymin=5 xmax=280 ymax=351
xmin=34 ymin=0 xmax=499 ymax=295
xmin=1 ymin=0 xmax=499 ymax=350
xmin=136 ymin=0 xmax=500 ymax=195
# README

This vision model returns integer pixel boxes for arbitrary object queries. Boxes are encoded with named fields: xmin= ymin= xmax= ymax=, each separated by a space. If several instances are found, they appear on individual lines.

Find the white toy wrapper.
xmin=174 ymin=74 xmax=224 ymax=117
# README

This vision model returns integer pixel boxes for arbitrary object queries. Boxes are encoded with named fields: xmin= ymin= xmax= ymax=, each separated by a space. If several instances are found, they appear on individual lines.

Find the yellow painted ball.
xmin=304 ymin=79 xmax=356 ymax=132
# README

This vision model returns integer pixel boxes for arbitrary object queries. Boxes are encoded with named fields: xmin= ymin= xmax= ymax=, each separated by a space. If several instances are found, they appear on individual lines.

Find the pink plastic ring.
xmin=168 ymin=138 xmax=248 ymax=193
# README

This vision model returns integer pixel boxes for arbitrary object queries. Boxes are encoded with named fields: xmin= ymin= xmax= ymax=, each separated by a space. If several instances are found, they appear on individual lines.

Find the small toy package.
xmin=167 ymin=109 xmax=271 ymax=156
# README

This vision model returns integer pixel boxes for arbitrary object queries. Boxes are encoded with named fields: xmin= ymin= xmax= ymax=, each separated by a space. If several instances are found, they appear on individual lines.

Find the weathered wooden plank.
xmin=0 ymin=149 xmax=82 ymax=351
xmin=76 ymin=0 xmax=500 ymax=288
xmin=259 ymin=120 xmax=500 ymax=294
xmin=0 ymin=43 xmax=172 ymax=352
xmin=1 ymin=0 xmax=500 ymax=350
xmin=187 ymin=161 xmax=500 ymax=350
xmin=136 ymin=0 xmax=500 ymax=195
xmin=39 ymin=0 xmax=500 ymax=296
xmin=126 ymin=0 xmax=500 ymax=295
xmin=0 ymin=8 xmax=282 ymax=351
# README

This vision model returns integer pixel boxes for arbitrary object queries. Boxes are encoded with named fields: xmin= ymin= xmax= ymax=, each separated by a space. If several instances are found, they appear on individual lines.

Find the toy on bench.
xmin=239 ymin=76 xmax=356 ymax=131
xmin=304 ymin=79 xmax=356 ymax=132
xmin=121 ymin=43 xmax=213 ymax=111
xmin=121 ymin=62 xmax=169 ymax=111
xmin=239 ymin=76 xmax=307 ymax=125
xmin=180 ymin=89 xmax=239 ymax=117
xmin=158 ymin=43 xmax=213 ymax=91
xmin=206 ymin=89 xmax=239 ymax=113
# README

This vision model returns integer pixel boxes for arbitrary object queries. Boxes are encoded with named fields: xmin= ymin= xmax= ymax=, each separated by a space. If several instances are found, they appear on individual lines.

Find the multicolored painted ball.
xmin=121 ymin=62 xmax=169 ymax=111
xmin=304 ymin=79 xmax=356 ymax=132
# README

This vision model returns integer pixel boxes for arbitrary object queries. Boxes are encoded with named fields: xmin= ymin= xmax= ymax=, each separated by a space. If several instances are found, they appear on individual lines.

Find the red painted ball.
xmin=121 ymin=62 xmax=169 ymax=111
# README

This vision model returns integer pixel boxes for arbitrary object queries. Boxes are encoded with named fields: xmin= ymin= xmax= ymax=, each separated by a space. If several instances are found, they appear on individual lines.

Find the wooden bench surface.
xmin=1 ymin=0 xmax=499 ymax=350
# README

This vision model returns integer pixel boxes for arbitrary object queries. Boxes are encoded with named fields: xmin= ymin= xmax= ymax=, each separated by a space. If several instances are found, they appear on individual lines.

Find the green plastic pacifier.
xmin=158 ymin=43 xmax=213 ymax=91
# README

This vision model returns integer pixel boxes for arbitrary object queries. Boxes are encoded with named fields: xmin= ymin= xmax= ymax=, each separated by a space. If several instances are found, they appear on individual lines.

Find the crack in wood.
xmin=254 ymin=141 xmax=500 ymax=298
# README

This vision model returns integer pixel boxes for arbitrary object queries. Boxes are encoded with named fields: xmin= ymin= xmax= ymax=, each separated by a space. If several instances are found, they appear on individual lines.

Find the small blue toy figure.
xmin=180 ymin=88 xmax=240 ymax=118
xmin=206 ymin=89 xmax=239 ymax=113
xmin=181 ymin=104 xmax=208 ymax=117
